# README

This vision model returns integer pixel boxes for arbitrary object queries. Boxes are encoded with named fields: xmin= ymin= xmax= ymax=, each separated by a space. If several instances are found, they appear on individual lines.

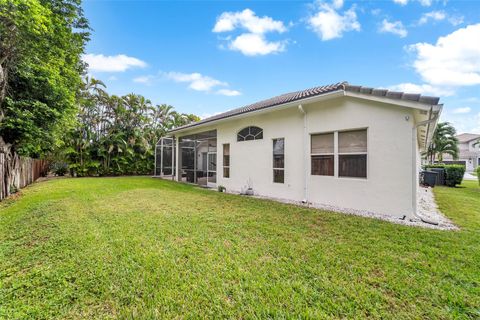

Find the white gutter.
xmin=170 ymin=90 xmax=442 ymax=137
xmin=344 ymin=91 xmax=435 ymax=111
xmin=298 ymin=104 xmax=308 ymax=203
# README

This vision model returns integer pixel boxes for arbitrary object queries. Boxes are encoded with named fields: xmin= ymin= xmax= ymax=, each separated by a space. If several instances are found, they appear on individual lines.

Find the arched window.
xmin=237 ymin=126 xmax=263 ymax=141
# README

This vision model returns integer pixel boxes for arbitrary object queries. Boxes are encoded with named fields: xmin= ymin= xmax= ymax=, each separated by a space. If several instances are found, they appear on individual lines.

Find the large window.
xmin=273 ymin=138 xmax=284 ymax=183
xmin=223 ymin=144 xmax=230 ymax=178
xmin=237 ymin=126 xmax=263 ymax=141
xmin=311 ymin=133 xmax=334 ymax=176
xmin=311 ymin=129 xmax=367 ymax=178
xmin=338 ymin=130 xmax=367 ymax=178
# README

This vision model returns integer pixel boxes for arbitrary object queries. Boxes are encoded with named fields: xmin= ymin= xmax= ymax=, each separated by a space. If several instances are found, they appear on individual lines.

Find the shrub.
xmin=444 ymin=165 xmax=465 ymax=187
xmin=477 ymin=166 xmax=480 ymax=185
xmin=51 ymin=162 xmax=68 ymax=176
xmin=424 ymin=164 xmax=446 ymax=169
xmin=68 ymin=161 xmax=101 ymax=177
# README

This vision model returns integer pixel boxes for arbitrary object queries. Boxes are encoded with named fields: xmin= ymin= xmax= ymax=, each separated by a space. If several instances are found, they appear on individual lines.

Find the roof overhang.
xmin=169 ymin=90 xmax=345 ymax=135
xmin=344 ymin=91 xmax=443 ymax=151
xmin=168 ymin=90 xmax=443 ymax=151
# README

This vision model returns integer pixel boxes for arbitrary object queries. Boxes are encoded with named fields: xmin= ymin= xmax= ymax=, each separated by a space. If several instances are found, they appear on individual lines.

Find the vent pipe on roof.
xmin=298 ymin=104 xmax=308 ymax=203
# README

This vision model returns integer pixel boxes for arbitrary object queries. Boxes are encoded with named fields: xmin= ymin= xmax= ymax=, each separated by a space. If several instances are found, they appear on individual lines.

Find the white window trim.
xmin=310 ymin=128 xmax=368 ymax=180
xmin=310 ymin=132 xmax=335 ymax=177
xmin=272 ymin=138 xmax=285 ymax=184
xmin=223 ymin=143 xmax=230 ymax=178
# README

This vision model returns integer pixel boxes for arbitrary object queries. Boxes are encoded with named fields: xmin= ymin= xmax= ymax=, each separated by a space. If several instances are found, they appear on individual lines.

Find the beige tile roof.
xmin=457 ymin=133 xmax=480 ymax=143
xmin=170 ymin=81 xmax=441 ymax=133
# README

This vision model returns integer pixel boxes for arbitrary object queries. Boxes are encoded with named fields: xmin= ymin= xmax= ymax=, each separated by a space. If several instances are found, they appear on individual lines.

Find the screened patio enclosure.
xmin=154 ymin=130 xmax=217 ymax=187
xmin=178 ymin=130 xmax=217 ymax=187
xmin=155 ymin=137 xmax=176 ymax=177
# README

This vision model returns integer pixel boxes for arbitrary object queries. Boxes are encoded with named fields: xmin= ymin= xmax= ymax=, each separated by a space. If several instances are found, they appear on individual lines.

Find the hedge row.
xmin=424 ymin=164 xmax=466 ymax=187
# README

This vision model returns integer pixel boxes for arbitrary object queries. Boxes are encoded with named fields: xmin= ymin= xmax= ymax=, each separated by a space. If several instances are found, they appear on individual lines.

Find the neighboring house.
xmin=155 ymin=82 xmax=442 ymax=219
xmin=443 ymin=133 xmax=480 ymax=172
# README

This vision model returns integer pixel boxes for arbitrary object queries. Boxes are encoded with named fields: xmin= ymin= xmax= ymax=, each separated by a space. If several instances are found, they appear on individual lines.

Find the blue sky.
xmin=82 ymin=0 xmax=480 ymax=133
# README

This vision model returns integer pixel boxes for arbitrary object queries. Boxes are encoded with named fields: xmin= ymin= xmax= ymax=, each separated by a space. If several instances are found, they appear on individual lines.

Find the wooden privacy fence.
xmin=0 ymin=146 xmax=48 ymax=201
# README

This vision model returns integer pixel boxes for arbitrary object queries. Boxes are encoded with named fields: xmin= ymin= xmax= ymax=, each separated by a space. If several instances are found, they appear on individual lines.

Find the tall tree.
xmin=64 ymin=78 xmax=199 ymax=176
xmin=427 ymin=122 xmax=459 ymax=163
xmin=0 ymin=0 xmax=89 ymax=156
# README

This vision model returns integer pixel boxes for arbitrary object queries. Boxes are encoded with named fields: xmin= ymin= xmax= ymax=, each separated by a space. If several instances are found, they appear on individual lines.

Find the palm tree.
xmin=427 ymin=122 xmax=459 ymax=163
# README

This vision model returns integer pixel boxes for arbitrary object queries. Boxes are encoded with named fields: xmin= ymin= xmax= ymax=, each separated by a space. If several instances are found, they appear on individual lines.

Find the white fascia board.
xmin=344 ymin=91 xmax=439 ymax=112
xmin=170 ymin=90 xmax=442 ymax=137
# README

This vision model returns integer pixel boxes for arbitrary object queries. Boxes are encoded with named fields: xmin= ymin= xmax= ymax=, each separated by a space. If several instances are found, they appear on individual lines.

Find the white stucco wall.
xmin=175 ymin=96 xmax=419 ymax=218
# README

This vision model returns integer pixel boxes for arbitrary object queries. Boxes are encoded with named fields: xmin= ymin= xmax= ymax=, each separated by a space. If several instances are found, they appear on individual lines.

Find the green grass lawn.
xmin=1 ymin=177 xmax=479 ymax=319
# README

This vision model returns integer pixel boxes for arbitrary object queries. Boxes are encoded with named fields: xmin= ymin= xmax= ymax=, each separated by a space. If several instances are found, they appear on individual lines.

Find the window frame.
xmin=337 ymin=129 xmax=368 ymax=179
xmin=310 ymin=128 xmax=368 ymax=179
xmin=272 ymin=138 xmax=285 ymax=184
xmin=310 ymin=132 xmax=335 ymax=176
xmin=223 ymin=143 xmax=230 ymax=178
xmin=237 ymin=126 xmax=263 ymax=142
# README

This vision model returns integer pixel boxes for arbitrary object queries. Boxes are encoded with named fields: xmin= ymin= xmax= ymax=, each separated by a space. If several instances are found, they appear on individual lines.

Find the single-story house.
xmin=155 ymin=82 xmax=443 ymax=219
xmin=442 ymin=133 xmax=480 ymax=172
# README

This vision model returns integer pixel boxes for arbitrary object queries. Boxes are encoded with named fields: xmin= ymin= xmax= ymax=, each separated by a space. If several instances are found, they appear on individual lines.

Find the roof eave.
xmin=169 ymin=90 xmax=346 ymax=135
xmin=423 ymin=104 xmax=443 ymax=152
xmin=169 ymin=90 xmax=443 ymax=137
xmin=344 ymin=91 xmax=438 ymax=111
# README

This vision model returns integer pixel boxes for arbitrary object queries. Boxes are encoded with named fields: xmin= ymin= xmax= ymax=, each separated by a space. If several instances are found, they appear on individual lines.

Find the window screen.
xmin=311 ymin=133 xmax=334 ymax=176
xmin=223 ymin=144 xmax=230 ymax=178
xmin=273 ymin=138 xmax=284 ymax=183
xmin=338 ymin=129 xmax=367 ymax=178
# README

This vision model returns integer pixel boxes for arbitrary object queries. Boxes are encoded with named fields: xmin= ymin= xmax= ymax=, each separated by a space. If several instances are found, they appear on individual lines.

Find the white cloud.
xmin=393 ymin=0 xmax=433 ymax=6
xmin=213 ymin=9 xmax=288 ymax=56
xmin=418 ymin=0 xmax=433 ymax=6
xmin=307 ymin=1 xmax=360 ymax=41
xmin=200 ymin=111 xmax=224 ymax=120
xmin=452 ymin=107 xmax=472 ymax=114
xmin=417 ymin=10 xmax=464 ymax=26
xmin=388 ymin=83 xmax=455 ymax=97
xmin=213 ymin=8 xmax=287 ymax=34
xmin=462 ymin=97 xmax=480 ymax=103
xmin=408 ymin=23 xmax=480 ymax=87
xmin=332 ymin=0 xmax=344 ymax=9
xmin=133 ymin=75 xmax=154 ymax=85
xmin=441 ymin=112 xmax=480 ymax=134
xmin=228 ymin=33 xmax=286 ymax=56
xmin=389 ymin=24 xmax=480 ymax=99
xmin=166 ymin=72 xmax=225 ymax=91
xmin=379 ymin=19 xmax=408 ymax=38
xmin=216 ymin=89 xmax=242 ymax=96
xmin=448 ymin=15 xmax=464 ymax=27
xmin=83 ymin=54 xmax=146 ymax=72
xmin=161 ymin=71 xmax=240 ymax=96
xmin=418 ymin=11 xmax=446 ymax=25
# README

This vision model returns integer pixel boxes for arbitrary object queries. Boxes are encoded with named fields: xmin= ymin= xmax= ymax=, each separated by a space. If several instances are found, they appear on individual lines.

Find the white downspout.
xmin=412 ymin=110 xmax=439 ymax=225
xmin=298 ymin=104 xmax=308 ymax=203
